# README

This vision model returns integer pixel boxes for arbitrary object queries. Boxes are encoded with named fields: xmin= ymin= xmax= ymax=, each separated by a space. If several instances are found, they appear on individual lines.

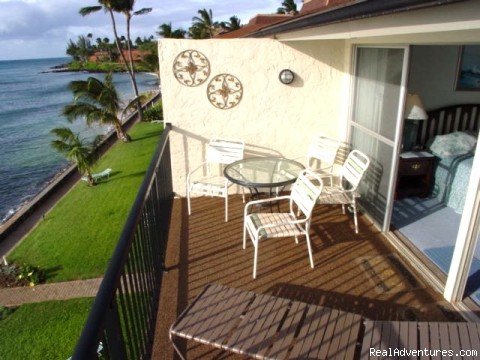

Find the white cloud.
xmin=0 ymin=0 xmax=299 ymax=60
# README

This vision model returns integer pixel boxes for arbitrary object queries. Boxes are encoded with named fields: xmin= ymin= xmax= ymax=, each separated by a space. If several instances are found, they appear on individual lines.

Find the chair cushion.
xmin=190 ymin=176 xmax=229 ymax=196
xmin=247 ymin=213 xmax=303 ymax=239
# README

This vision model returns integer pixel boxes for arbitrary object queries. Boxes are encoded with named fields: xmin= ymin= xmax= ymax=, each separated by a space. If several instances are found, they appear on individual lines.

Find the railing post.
xmin=104 ymin=299 xmax=128 ymax=360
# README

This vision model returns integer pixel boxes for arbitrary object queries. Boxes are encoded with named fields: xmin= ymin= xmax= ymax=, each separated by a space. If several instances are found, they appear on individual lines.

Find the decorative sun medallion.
xmin=173 ymin=50 xmax=210 ymax=87
xmin=207 ymin=74 xmax=243 ymax=110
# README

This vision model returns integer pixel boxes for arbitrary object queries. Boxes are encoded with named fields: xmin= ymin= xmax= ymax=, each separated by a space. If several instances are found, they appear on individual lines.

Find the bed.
xmin=416 ymin=104 xmax=480 ymax=214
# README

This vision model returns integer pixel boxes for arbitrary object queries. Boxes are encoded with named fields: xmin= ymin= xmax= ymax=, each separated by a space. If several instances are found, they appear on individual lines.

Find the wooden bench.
xmin=170 ymin=284 xmax=480 ymax=359
xmin=169 ymin=283 xmax=362 ymax=359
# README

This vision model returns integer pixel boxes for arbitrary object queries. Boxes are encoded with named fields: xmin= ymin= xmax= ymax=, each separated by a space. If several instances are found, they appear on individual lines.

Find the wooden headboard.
xmin=416 ymin=104 xmax=480 ymax=149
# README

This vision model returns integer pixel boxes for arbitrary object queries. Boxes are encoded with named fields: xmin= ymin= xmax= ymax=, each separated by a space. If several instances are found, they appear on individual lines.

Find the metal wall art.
xmin=207 ymin=74 xmax=243 ymax=110
xmin=173 ymin=50 xmax=210 ymax=87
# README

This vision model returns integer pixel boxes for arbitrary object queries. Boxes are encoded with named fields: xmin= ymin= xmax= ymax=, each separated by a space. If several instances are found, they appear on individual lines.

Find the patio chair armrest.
xmin=309 ymin=164 xmax=334 ymax=173
xmin=186 ymin=161 xmax=209 ymax=184
xmin=244 ymin=196 xmax=291 ymax=215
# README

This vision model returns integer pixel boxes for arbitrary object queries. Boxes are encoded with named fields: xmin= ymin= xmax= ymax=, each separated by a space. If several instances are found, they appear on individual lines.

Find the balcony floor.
xmin=152 ymin=195 xmax=461 ymax=359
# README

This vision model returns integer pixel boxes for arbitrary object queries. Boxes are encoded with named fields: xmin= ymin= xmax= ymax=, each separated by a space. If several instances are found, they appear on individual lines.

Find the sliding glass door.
xmin=349 ymin=46 xmax=409 ymax=231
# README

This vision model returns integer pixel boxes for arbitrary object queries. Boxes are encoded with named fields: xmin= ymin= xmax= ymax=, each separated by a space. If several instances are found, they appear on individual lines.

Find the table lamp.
xmin=403 ymin=94 xmax=428 ymax=151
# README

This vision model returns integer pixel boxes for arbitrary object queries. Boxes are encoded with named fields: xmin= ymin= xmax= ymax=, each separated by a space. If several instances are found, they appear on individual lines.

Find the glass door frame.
xmin=347 ymin=44 xmax=410 ymax=232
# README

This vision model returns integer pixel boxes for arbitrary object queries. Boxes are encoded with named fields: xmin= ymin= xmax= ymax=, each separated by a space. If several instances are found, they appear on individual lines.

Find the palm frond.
xmin=63 ymin=103 xmax=101 ymax=122
xmin=133 ymin=7 xmax=151 ymax=15
xmin=50 ymin=127 xmax=77 ymax=142
xmin=121 ymin=94 xmax=145 ymax=118
xmin=79 ymin=6 xmax=102 ymax=16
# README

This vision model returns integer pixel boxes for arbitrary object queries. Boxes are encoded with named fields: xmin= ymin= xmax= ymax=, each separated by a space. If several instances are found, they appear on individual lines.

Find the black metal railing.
xmin=72 ymin=124 xmax=173 ymax=359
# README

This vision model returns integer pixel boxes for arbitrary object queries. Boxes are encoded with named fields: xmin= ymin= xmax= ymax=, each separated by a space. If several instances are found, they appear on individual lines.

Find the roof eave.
xmin=249 ymin=0 xmax=466 ymax=38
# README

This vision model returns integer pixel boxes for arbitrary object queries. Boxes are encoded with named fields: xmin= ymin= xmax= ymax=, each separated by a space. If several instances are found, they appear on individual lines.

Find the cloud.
xmin=0 ymin=0 xmax=298 ymax=60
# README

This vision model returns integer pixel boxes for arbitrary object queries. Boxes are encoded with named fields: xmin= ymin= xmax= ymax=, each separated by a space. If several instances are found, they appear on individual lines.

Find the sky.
xmin=0 ymin=0 xmax=300 ymax=61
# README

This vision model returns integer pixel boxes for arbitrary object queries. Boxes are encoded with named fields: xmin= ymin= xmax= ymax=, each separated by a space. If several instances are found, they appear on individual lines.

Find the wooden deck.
xmin=152 ymin=196 xmax=461 ymax=359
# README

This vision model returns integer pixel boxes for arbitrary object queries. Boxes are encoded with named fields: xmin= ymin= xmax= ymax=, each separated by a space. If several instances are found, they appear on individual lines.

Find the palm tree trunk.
xmin=125 ymin=14 xmax=143 ymax=121
xmin=108 ymin=10 xmax=143 ymax=121
xmin=86 ymin=171 xmax=95 ymax=186
xmin=114 ymin=120 xmax=130 ymax=142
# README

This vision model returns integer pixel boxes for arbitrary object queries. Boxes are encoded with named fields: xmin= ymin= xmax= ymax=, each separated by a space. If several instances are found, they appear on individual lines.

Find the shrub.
xmin=0 ymin=263 xmax=45 ymax=288
xmin=143 ymin=100 xmax=163 ymax=122
xmin=16 ymin=264 xmax=46 ymax=287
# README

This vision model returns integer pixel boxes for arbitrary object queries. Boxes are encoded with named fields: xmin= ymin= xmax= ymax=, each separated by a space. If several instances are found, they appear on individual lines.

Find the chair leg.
xmin=342 ymin=204 xmax=345 ymax=215
xmin=240 ymin=185 xmax=245 ymax=203
xmin=243 ymin=221 xmax=247 ymax=249
xmin=225 ymin=193 xmax=228 ymax=222
xmin=253 ymin=240 xmax=258 ymax=279
xmin=187 ymin=187 xmax=192 ymax=216
xmin=295 ymin=236 xmax=299 ymax=244
xmin=353 ymin=200 xmax=359 ymax=234
xmin=306 ymin=233 xmax=314 ymax=269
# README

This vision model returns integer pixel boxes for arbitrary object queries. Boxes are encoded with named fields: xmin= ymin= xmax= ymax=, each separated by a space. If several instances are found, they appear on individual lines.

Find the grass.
xmin=9 ymin=122 xmax=162 ymax=283
xmin=0 ymin=298 xmax=93 ymax=360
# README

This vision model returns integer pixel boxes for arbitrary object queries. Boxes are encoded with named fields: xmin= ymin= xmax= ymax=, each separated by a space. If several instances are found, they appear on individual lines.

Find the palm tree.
xmin=277 ymin=0 xmax=298 ymax=15
xmin=157 ymin=23 xmax=186 ymax=39
xmin=62 ymin=73 xmax=139 ymax=142
xmin=66 ymin=39 xmax=80 ymax=61
xmin=113 ymin=1 xmax=151 ymax=121
xmin=191 ymin=8 xmax=217 ymax=39
xmin=79 ymin=1 xmax=146 ymax=120
xmin=221 ymin=16 xmax=242 ymax=32
xmin=51 ymin=127 xmax=98 ymax=186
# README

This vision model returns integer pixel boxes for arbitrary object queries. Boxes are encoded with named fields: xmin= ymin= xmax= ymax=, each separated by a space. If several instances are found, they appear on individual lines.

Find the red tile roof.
xmin=215 ymin=0 xmax=356 ymax=39
xmin=215 ymin=14 xmax=293 ymax=39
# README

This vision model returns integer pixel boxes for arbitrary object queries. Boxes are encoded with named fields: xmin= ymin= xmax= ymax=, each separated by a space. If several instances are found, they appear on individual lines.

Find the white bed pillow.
xmin=429 ymin=131 xmax=477 ymax=158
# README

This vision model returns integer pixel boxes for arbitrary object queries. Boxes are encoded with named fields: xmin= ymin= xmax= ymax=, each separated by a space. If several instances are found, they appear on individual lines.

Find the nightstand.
xmin=395 ymin=151 xmax=435 ymax=200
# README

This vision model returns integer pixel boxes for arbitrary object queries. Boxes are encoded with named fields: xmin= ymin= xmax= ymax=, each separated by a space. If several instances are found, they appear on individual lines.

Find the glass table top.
xmin=224 ymin=157 xmax=305 ymax=187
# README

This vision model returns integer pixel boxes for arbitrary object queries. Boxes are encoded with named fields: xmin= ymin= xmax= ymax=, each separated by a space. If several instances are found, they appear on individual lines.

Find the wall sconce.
xmin=279 ymin=69 xmax=294 ymax=85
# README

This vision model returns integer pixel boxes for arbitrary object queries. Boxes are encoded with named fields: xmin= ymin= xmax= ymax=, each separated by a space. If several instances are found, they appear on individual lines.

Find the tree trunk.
xmin=86 ymin=171 xmax=95 ymax=186
xmin=114 ymin=120 xmax=130 ymax=142
xmin=125 ymin=14 xmax=144 ymax=121
xmin=107 ymin=10 xmax=143 ymax=122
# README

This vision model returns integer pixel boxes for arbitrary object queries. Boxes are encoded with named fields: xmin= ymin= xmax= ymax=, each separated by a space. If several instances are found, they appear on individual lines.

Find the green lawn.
xmin=9 ymin=122 xmax=162 ymax=282
xmin=0 ymin=298 xmax=93 ymax=360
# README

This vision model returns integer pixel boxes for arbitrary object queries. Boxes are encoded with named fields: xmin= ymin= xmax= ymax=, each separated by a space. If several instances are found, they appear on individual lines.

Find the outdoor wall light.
xmin=279 ymin=69 xmax=294 ymax=85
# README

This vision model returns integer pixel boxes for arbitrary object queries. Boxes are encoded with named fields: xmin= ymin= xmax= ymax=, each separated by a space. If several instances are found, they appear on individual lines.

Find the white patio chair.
xmin=298 ymin=134 xmax=341 ymax=174
xmin=186 ymin=139 xmax=244 ymax=222
xmin=316 ymin=150 xmax=370 ymax=234
xmin=243 ymin=169 xmax=324 ymax=278
xmin=81 ymin=168 xmax=112 ymax=183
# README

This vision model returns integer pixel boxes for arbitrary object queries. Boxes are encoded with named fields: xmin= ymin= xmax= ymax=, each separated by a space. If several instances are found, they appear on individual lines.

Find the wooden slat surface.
xmin=170 ymin=284 xmax=364 ymax=360
xmin=171 ymin=284 xmax=480 ymax=360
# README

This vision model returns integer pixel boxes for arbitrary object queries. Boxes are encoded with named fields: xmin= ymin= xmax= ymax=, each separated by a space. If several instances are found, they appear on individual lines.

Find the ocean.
xmin=0 ymin=57 xmax=158 ymax=224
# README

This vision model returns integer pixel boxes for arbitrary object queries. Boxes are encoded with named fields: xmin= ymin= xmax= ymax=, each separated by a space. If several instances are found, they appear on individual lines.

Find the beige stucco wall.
xmin=158 ymin=38 xmax=348 ymax=195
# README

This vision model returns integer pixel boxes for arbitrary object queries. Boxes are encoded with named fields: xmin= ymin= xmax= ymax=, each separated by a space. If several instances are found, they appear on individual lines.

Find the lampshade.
xmin=405 ymin=94 xmax=428 ymax=120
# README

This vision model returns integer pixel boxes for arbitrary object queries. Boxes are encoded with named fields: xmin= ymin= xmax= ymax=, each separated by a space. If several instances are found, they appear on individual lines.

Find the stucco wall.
xmin=409 ymin=45 xmax=480 ymax=110
xmin=158 ymin=38 xmax=347 ymax=195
